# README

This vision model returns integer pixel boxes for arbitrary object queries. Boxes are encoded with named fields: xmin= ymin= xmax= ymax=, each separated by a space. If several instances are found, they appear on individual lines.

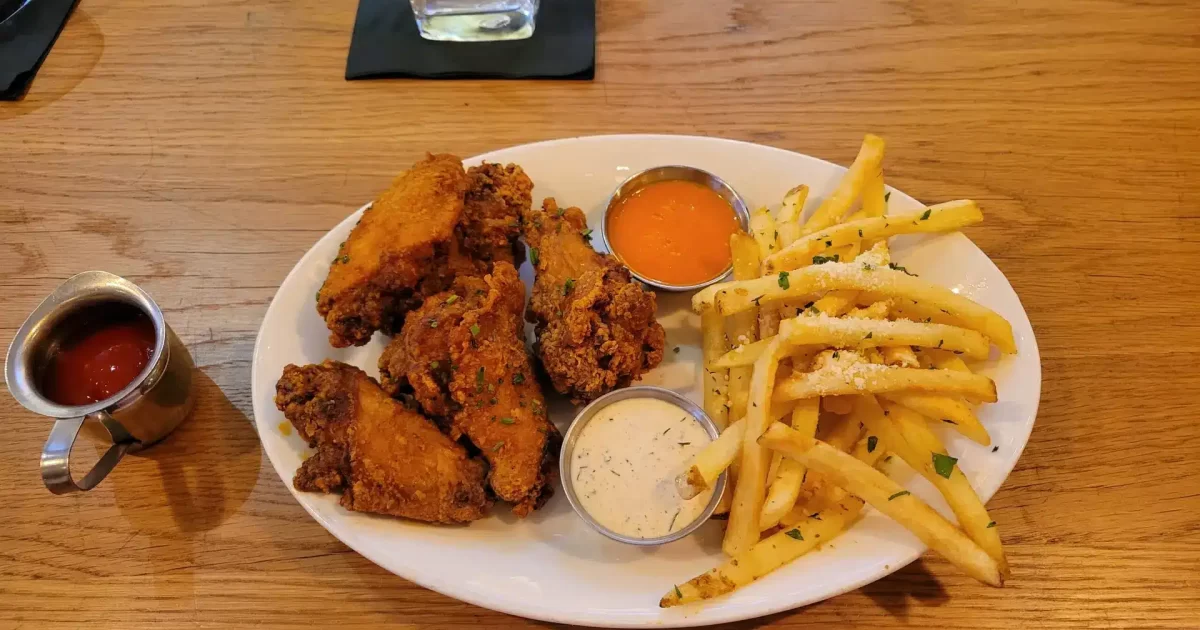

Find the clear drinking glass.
xmin=410 ymin=0 xmax=540 ymax=42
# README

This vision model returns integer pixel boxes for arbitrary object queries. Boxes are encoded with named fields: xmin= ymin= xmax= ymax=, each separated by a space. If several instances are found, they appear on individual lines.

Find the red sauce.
xmin=40 ymin=303 xmax=156 ymax=406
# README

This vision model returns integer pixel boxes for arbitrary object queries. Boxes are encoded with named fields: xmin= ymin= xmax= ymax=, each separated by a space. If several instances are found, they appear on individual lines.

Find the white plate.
xmin=251 ymin=135 xmax=1040 ymax=627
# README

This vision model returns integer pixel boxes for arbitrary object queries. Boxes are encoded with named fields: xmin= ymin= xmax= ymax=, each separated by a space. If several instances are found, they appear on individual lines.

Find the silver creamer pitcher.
xmin=5 ymin=271 xmax=195 ymax=494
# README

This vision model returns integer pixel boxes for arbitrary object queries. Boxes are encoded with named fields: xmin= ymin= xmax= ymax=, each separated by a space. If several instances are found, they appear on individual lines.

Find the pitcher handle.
xmin=40 ymin=413 xmax=136 ymax=494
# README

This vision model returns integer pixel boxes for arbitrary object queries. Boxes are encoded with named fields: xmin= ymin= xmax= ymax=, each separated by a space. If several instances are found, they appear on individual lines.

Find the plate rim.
xmin=250 ymin=133 xmax=1041 ymax=627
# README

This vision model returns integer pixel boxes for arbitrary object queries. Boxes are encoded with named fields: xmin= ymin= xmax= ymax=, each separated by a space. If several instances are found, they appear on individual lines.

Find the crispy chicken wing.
xmin=317 ymin=157 xmax=532 ymax=347
xmin=378 ymin=275 xmax=488 ymax=419
xmin=521 ymin=198 xmax=666 ymax=403
xmin=447 ymin=262 xmax=559 ymax=517
xmin=317 ymin=154 xmax=468 ymax=347
xmin=275 ymin=360 xmax=491 ymax=524
xmin=379 ymin=263 xmax=558 ymax=516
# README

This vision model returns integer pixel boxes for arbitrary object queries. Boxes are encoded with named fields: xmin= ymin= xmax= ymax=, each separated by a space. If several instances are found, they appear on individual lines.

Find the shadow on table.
xmin=860 ymin=559 xmax=949 ymax=618
xmin=109 ymin=368 xmax=262 ymax=593
xmin=0 ymin=8 xmax=103 ymax=120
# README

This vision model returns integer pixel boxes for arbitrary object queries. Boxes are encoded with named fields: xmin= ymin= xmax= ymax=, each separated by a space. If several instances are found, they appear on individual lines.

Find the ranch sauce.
xmin=570 ymin=397 xmax=715 ymax=539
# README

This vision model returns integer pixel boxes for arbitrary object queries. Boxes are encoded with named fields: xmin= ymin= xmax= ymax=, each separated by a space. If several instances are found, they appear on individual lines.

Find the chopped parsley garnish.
xmin=987 ymin=521 xmax=997 ymax=528
xmin=530 ymin=247 xmax=540 ymax=266
xmin=778 ymin=271 xmax=790 ymax=289
xmin=992 ymin=446 xmax=999 ymax=453
xmin=581 ymin=228 xmax=593 ymax=241
xmin=865 ymin=332 xmax=873 ymax=339
xmin=563 ymin=278 xmax=576 ymax=295
xmin=677 ymin=442 xmax=691 ymax=446
xmin=785 ymin=528 xmax=804 ymax=540
xmin=470 ymin=324 xmax=480 ymax=336
xmin=476 ymin=367 xmax=485 ymax=391
xmin=867 ymin=435 xmax=878 ymax=453
xmin=513 ymin=372 xmax=525 ymax=384
xmin=499 ymin=417 xmax=515 ymax=425
xmin=888 ymin=490 xmax=910 ymax=500
xmin=832 ymin=351 xmax=840 ymax=359
xmin=556 ymin=207 xmax=565 ymax=217
xmin=937 ymin=339 xmax=944 ymax=348
xmin=340 ymin=255 xmax=350 ymax=264
xmin=932 ymin=452 xmax=958 ymax=479
xmin=812 ymin=254 xmax=839 ymax=265
xmin=884 ymin=191 xmax=891 ymax=202
xmin=752 ymin=295 xmax=764 ymax=306
xmin=674 ymin=585 xmax=683 ymax=599
xmin=920 ymin=209 xmax=932 ymax=220
xmin=858 ymin=229 xmax=864 ymax=238
xmin=673 ymin=346 xmax=680 ymax=353
xmin=888 ymin=262 xmax=916 ymax=276
xmin=942 ymin=418 xmax=957 ymax=425
xmin=445 ymin=294 xmax=459 ymax=305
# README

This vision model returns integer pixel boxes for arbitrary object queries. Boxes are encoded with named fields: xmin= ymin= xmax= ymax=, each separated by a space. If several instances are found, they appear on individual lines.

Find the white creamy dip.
xmin=570 ymin=397 xmax=716 ymax=539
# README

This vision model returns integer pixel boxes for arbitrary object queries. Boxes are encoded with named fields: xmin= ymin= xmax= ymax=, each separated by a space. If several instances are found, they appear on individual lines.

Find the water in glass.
xmin=411 ymin=0 xmax=539 ymax=42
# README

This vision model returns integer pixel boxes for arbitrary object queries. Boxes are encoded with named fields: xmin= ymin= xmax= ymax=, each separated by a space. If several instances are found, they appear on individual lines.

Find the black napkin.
xmin=0 ymin=0 xmax=80 ymax=100
xmin=346 ymin=0 xmax=594 ymax=80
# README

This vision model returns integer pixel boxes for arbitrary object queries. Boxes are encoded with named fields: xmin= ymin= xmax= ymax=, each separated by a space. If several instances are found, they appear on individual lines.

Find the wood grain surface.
xmin=3 ymin=0 xmax=1200 ymax=627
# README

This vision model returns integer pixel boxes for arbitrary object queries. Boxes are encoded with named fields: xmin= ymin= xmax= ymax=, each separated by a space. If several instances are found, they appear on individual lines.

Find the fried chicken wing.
xmin=521 ymin=198 xmax=666 ymax=403
xmin=317 ymin=157 xmax=533 ymax=348
xmin=276 ymin=360 xmax=491 ymax=524
xmin=379 ymin=275 xmax=488 ymax=419
xmin=317 ymin=154 xmax=468 ymax=347
xmin=446 ymin=262 xmax=559 ymax=517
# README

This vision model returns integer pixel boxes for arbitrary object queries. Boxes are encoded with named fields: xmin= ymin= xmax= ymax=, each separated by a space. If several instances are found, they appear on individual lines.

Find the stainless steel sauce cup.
xmin=601 ymin=165 xmax=751 ymax=292
xmin=559 ymin=386 xmax=726 ymax=546
xmin=5 ymin=271 xmax=196 ymax=494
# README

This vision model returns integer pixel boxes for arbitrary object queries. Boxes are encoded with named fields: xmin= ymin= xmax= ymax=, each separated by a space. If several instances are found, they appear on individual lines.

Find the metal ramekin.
xmin=559 ymin=386 xmax=727 ymax=546
xmin=601 ymin=165 xmax=751 ymax=292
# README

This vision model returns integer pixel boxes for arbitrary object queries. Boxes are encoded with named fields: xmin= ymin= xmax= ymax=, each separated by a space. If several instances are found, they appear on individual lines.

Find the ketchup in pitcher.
xmin=40 ymin=302 xmax=157 ymax=406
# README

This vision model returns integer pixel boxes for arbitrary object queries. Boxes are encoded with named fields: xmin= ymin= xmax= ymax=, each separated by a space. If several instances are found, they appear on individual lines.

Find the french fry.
xmin=677 ymin=403 xmax=802 ymax=500
xmin=759 ymin=398 xmax=819 ymax=530
xmin=777 ymin=184 xmax=810 ymax=246
xmin=701 ymin=310 xmax=730 ymax=430
xmin=861 ymin=163 xmax=888 ymax=219
xmin=662 ymin=493 xmax=864 ymax=607
xmin=882 ymin=345 xmax=921 ymax=367
xmin=712 ymin=338 xmax=773 ymax=368
xmin=765 ymin=200 xmax=982 ymax=273
xmin=775 ymin=314 xmax=992 ymax=361
xmin=677 ymin=417 xmax=746 ymax=499
xmin=667 ymin=428 xmax=893 ymax=608
xmin=822 ymin=395 xmax=855 ymax=415
xmin=723 ymin=338 xmax=786 ymax=556
xmin=923 ymin=348 xmax=972 ymax=372
xmin=694 ymin=263 xmax=1016 ymax=354
xmin=802 ymin=134 xmax=887 ymax=234
xmin=883 ymin=392 xmax=991 ymax=445
xmin=726 ymin=233 xmax=762 ymax=420
xmin=780 ymin=428 xmax=880 ymax=527
xmin=880 ymin=399 xmax=1009 ymax=575
xmin=845 ymin=301 xmax=891 ymax=320
xmin=750 ymin=207 xmax=779 ymax=260
xmin=757 ymin=424 xmax=1004 ymax=587
xmin=775 ymin=359 xmax=998 ymax=403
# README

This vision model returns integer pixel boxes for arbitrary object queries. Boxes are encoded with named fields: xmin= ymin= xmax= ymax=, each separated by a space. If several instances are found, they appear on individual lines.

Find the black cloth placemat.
xmin=0 ymin=0 xmax=80 ymax=100
xmin=346 ymin=0 xmax=594 ymax=80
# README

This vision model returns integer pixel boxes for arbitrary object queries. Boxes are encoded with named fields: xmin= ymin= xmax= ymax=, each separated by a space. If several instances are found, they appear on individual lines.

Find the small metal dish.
xmin=559 ymin=386 xmax=727 ymax=546
xmin=601 ymin=165 xmax=751 ymax=292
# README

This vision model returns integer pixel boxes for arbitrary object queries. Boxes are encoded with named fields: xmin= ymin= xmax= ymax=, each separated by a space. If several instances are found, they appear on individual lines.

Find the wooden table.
xmin=4 ymin=0 xmax=1199 ymax=627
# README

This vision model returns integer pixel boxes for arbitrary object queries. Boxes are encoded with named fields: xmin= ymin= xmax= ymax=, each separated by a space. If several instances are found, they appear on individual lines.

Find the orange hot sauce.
xmin=606 ymin=180 xmax=741 ymax=286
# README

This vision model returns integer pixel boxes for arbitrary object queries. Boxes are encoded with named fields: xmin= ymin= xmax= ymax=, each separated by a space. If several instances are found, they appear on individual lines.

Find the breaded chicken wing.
xmin=275 ymin=360 xmax=491 ymax=524
xmin=317 ymin=154 xmax=468 ymax=347
xmin=521 ymin=198 xmax=666 ymax=403
xmin=446 ymin=262 xmax=559 ymax=517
